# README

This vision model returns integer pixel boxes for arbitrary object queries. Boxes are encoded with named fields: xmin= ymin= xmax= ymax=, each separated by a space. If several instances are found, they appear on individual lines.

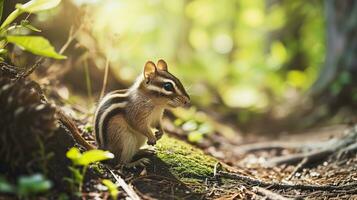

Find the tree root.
xmin=265 ymin=126 xmax=357 ymax=167
xmin=217 ymin=171 xmax=357 ymax=192
xmin=235 ymin=141 xmax=315 ymax=154
xmin=337 ymin=142 xmax=357 ymax=159
xmin=252 ymin=186 xmax=294 ymax=200
xmin=265 ymin=148 xmax=332 ymax=167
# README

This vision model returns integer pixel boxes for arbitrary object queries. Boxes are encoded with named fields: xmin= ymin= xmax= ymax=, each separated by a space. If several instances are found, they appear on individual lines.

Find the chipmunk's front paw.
xmin=155 ymin=130 xmax=164 ymax=140
xmin=147 ymin=137 xmax=157 ymax=146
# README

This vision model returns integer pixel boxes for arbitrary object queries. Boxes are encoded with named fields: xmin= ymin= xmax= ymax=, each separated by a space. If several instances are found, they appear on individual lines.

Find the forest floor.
xmin=76 ymin=111 xmax=357 ymax=200
xmin=206 ymin=125 xmax=357 ymax=200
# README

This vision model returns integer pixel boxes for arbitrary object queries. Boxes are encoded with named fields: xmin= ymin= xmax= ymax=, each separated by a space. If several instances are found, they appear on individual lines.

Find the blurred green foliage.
xmin=0 ymin=174 xmax=52 ymax=198
xmin=84 ymin=0 xmax=325 ymax=112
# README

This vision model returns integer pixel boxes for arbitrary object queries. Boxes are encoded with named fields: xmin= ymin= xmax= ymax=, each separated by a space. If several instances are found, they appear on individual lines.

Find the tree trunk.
xmin=310 ymin=0 xmax=357 ymax=110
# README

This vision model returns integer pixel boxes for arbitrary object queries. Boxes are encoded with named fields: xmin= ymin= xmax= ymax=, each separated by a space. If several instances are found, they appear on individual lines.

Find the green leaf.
xmin=0 ymin=0 xmax=4 ymax=22
xmin=66 ymin=147 xmax=82 ymax=164
xmin=68 ymin=166 xmax=83 ymax=183
xmin=17 ymin=174 xmax=52 ymax=196
xmin=0 ymin=9 xmax=21 ymax=30
xmin=6 ymin=35 xmax=66 ymax=59
xmin=77 ymin=150 xmax=114 ymax=166
xmin=102 ymin=179 xmax=119 ymax=200
xmin=16 ymin=0 xmax=61 ymax=13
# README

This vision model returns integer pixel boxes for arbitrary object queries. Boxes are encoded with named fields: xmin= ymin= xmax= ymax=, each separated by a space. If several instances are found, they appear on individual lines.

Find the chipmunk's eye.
xmin=163 ymin=82 xmax=174 ymax=91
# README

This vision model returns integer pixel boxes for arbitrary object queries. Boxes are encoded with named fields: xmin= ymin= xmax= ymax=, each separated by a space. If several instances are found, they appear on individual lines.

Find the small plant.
xmin=102 ymin=179 xmax=119 ymax=199
xmin=0 ymin=174 xmax=52 ymax=198
xmin=65 ymin=147 xmax=114 ymax=195
xmin=0 ymin=0 xmax=66 ymax=61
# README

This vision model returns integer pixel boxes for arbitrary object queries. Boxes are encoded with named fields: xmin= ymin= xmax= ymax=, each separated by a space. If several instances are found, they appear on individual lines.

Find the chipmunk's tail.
xmin=57 ymin=109 xmax=96 ymax=150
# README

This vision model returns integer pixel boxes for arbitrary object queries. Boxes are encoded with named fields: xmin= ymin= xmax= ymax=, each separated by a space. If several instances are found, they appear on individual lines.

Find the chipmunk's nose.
xmin=183 ymin=96 xmax=191 ymax=108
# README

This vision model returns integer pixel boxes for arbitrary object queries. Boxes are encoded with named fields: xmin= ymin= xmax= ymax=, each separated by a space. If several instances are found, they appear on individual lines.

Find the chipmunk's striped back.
xmin=94 ymin=89 xmax=128 ymax=148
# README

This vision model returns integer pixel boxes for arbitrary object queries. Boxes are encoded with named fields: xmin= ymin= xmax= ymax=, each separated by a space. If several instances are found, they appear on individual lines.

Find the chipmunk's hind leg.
xmin=120 ymin=148 xmax=154 ymax=169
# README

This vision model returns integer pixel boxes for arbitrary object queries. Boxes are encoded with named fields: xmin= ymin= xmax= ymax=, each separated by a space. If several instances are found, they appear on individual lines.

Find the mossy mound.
xmin=133 ymin=135 xmax=218 ymax=198
xmin=155 ymin=135 xmax=217 ymax=181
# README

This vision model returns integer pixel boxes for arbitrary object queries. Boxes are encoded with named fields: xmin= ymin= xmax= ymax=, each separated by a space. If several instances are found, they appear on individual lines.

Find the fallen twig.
xmin=286 ymin=157 xmax=308 ymax=180
xmin=105 ymin=166 xmax=141 ymax=200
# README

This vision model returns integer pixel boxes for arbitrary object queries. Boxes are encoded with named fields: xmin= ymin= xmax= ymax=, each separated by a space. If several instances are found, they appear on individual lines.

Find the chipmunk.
xmin=91 ymin=59 xmax=190 ymax=167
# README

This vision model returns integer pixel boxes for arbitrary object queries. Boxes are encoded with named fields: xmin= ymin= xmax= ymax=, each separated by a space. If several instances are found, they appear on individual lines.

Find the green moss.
xmin=156 ymin=135 xmax=217 ymax=181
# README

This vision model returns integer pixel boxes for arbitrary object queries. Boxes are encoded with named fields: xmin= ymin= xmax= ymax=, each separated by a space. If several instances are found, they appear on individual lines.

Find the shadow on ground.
xmin=131 ymin=155 xmax=204 ymax=200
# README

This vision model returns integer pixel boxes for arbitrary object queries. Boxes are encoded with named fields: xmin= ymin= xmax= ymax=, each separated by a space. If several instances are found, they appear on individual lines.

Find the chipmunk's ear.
xmin=144 ymin=61 xmax=157 ymax=81
xmin=157 ymin=59 xmax=168 ymax=71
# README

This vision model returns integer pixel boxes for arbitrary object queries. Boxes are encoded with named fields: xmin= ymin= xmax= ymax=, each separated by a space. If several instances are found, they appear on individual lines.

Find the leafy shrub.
xmin=0 ymin=0 xmax=66 ymax=61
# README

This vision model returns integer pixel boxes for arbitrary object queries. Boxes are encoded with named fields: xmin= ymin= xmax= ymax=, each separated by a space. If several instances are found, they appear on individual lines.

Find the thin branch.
xmin=17 ymin=57 xmax=44 ymax=80
xmin=99 ymin=58 xmax=110 ymax=100
xmin=59 ymin=24 xmax=83 ymax=55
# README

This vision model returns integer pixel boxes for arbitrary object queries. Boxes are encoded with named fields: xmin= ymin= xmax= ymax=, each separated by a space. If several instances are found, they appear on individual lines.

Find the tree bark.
xmin=310 ymin=0 xmax=357 ymax=108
